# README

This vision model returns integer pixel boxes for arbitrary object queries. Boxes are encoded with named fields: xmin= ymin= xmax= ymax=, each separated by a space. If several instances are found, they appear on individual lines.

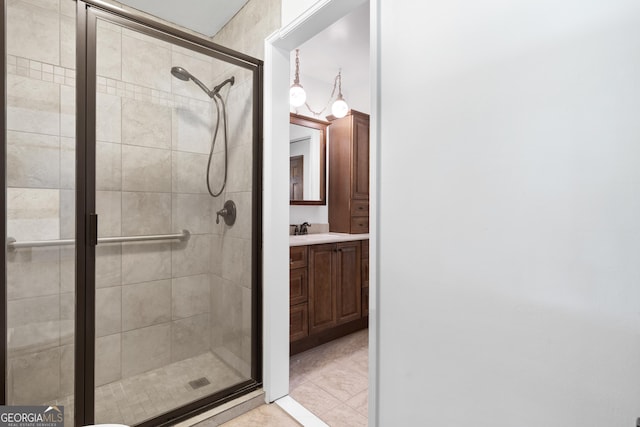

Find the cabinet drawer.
xmin=350 ymin=216 xmax=369 ymax=234
xmin=290 ymin=267 xmax=308 ymax=306
xmin=290 ymin=245 xmax=307 ymax=269
xmin=351 ymin=200 xmax=369 ymax=216
xmin=290 ymin=303 xmax=308 ymax=342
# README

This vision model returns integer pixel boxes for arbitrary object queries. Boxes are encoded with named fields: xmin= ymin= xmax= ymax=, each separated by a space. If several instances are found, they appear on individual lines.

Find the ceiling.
xmin=118 ymin=0 xmax=249 ymax=37
xmin=294 ymin=2 xmax=370 ymax=89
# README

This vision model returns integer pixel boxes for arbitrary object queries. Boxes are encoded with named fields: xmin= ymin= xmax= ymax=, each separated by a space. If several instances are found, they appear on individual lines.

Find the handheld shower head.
xmin=170 ymin=66 xmax=213 ymax=96
xmin=171 ymin=66 xmax=191 ymax=81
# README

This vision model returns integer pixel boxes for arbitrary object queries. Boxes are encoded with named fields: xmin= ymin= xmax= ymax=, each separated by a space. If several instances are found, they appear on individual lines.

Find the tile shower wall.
xmin=6 ymin=0 xmax=255 ymax=408
xmin=6 ymin=0 xmax=77 ymax=408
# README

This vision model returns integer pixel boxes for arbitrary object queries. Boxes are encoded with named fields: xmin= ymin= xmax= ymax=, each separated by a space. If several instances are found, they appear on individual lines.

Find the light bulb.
xmin=289 ymin=84 xmax=306 ymax=107
xmin=331 ymin=97 xmax=349 ymax=118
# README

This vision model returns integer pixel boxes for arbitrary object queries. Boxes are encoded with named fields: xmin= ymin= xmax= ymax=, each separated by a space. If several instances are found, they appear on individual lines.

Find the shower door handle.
xmin=88 ymin=213 xmax=99 ymax=246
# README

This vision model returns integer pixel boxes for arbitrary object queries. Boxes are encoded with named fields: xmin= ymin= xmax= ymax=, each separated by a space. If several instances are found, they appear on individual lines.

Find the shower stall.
xmin=1 ymin=1 xmax=262 ymax=426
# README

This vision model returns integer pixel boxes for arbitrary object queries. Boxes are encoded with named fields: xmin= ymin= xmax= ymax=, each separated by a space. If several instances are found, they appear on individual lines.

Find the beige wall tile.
xmin=172 ymin=193 xmax=213 ymax=235
xmin=7 ymin=74 xmax=60 ymax=135
xmin=122 ymin=145 xmax=171 ymax=192
xmin=96 ymin=190 xmax=122 ymax=237
xmin=7 ymin=131 xmax=60 ymax=188
xmin=60 ymin=344 xmax=74 ymax=397
xmin=96 ymin=286 xmax=121 ymax=337
xmin=121 ymin=192 xmax=172 ymax=235
xmin=172 ymin=151 xmax=209 ymax=194
xmin=97 ymin=21 xmax=122 ymax=80
xmin=9 ymin=348 xmax=61 ymax=405
xmin=172 ymin=234 xmax=211 ymax=277
xmin=60 ymin=0 xmax=75 ymax=18
xmin=59 ymin=189 xmax=74 ymax=239
xmin=59 ymin=291 xmax=74 ymax=346
xmin=122 ymin=279 xmax=171 ymax=331
xmin=7 ymin=294 xmax=61 ymax=356
xmin=96 ymin=92 xmax=121 ymax=143
xmin=122 ymin=242 xmax=171 ymax=285
xmin=122 ymin=98 xmax=172 ymax=149
xmin=122 ymin=31 xmax=171 ymax=92
xmin=225 ymin=144 xmax=253 ymax=193
xmin=171 ymin=105 xmax=213 ymax=155
xmin=97 ymin=141 xmax=122 ymax=191
xmin=172 ymin=274 xmax=210 ymax=319
xmin=171 ymin=313 xmax=210 ymax=362
xmin=60 ymin=14 xmax=75 ymax=69
xmin=7 ymin=188 xmax=60 ymax=241
xmin=60 ymin=247 xmax=75 ymax=293
xmin=221 ymin=237 xmax=251 ymax=287
xmin=96 ymin=333 xmax=122 ymax=386
xmin=7 ymin=0 xmax=60 ymax=65
xmin=122 ymin=323 xmax=171 ymax=377
xmin=60 ymin=137 xmax=75 ymax=189
xmin=60 ymin=85 xmax=75 ymax=138
xmin=6 ymin=249 xmax=60 ymax=301
xmin=96 ymin=244 xmax=122 ymax=288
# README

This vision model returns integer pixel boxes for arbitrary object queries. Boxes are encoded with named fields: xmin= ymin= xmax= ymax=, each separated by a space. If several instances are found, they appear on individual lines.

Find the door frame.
xmin=262 ymin=3 xmax=378 ymax=426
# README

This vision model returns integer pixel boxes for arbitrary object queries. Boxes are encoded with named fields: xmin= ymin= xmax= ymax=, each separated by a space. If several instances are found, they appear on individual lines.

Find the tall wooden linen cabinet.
xmin=328 ymin=110 xmax=370 ymax=234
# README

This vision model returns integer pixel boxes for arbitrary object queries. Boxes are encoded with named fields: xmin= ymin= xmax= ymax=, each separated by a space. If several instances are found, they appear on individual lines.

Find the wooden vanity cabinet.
xmin=289 ymin=246 xmax=308 ymax=342
xmin=308 ymin=241 xmax=362 ymax=335
xmin=290 ymin=240 xmax=367 ymax=353
xmin=328 ymin=110 xmax=370 ymax=233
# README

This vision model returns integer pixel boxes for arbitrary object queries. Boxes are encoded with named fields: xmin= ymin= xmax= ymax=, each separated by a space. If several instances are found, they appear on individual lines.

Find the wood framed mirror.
xmin=290 ymin=113 xmax=329 ymax=205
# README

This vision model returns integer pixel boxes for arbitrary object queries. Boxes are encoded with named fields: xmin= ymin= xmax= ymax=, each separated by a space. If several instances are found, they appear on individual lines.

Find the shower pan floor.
xmin=49 ymin=351 xmax=245 ymax=426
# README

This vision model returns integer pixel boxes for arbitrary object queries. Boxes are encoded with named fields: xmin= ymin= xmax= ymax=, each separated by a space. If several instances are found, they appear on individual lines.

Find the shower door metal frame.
xmin=0 ymin=0 xmax=263 ymax=425
xmin=76 ymin=2 xmax=264 ymax=426
xmin=0 ymin=0 xmax=7 ymax=406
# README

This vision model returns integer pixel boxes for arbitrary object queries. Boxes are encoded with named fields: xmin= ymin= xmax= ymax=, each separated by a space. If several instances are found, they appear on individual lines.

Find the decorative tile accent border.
xmin=6 ymin=54 xmax=211 ymax=111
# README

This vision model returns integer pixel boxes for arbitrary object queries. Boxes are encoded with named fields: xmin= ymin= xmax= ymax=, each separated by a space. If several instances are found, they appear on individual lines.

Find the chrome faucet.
xmin=300 ymin=222 xmax=311 ymax=235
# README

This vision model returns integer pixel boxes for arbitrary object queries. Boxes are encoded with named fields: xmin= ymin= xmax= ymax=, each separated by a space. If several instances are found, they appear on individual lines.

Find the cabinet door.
xmin=290 ymin=267 xmax=308 ymax=306
xmin=309 ymin=244 xmax=337 ymax=334
xmin=336 ymin=241 xmax=362 ymax=324
xmin=352 ymin=113 xmax=370 ymax=200
xmin=290 ymin=303 xmax=308 ymax=341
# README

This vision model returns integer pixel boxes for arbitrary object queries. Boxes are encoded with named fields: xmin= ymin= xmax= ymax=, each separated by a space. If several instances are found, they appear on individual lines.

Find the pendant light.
xmin=289 ymin=49 xmax=307 ymax=107
xmin=330 ymin=69 xmax=349 ymax=118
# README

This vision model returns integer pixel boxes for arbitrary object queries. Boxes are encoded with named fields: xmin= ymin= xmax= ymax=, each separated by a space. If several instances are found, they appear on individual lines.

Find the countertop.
xmin=289 ymin=232 xmax=369 ymax=247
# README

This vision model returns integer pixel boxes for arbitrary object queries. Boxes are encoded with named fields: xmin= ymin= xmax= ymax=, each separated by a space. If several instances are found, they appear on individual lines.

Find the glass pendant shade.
xmin=331 ymin=96 xmax=349 ymax=118
xmin=289 ymin=84 xmax=306 ymax=107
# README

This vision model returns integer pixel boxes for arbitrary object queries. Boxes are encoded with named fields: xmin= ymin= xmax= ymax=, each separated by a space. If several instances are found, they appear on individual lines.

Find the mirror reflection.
xmin=290 ymin=113 xmax=328 ymax=205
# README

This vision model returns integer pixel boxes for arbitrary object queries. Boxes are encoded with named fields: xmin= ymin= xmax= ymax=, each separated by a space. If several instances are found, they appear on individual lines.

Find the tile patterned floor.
xmin=217 ymin=329 xmax=369 ymax=427
xmin=50 ymin=351 xmax=244 ymax=427
xmin=290 ymin=329 xmax=369 ymax=426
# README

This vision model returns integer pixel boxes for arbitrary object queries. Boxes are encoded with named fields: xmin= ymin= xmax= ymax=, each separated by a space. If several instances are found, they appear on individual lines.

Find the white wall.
xmin=281 ymin=0 xmax=318 ymax=28
xmin=377 ymin=0 xmax=640 ymax=426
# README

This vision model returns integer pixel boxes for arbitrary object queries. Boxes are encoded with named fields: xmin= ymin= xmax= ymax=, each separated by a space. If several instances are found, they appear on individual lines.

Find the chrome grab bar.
xmin=6 ymin=229 xmax=191 ymax=251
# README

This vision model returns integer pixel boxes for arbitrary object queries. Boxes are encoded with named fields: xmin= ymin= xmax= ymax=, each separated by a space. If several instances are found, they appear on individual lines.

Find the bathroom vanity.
xmin=289 ymin=233 xmax=369 ymax=354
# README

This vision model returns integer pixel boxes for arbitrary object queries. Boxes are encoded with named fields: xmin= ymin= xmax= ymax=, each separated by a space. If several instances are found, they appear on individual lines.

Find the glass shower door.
xmin=5 ymin=0 xmax=77 ymax=425
xmin=91 ymin=11 xmax=258 ymax=426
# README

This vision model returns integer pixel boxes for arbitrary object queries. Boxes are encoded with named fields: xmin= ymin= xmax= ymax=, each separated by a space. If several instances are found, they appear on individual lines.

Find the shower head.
xmin=170 ymin=66 xmax=213 ymax=97
xmin=171 ymin=66 xmax=191 ymax=81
